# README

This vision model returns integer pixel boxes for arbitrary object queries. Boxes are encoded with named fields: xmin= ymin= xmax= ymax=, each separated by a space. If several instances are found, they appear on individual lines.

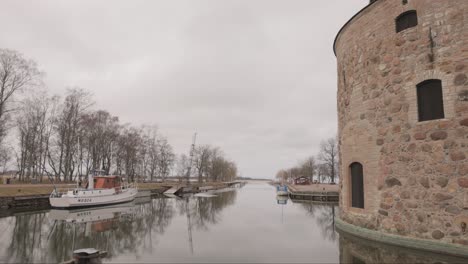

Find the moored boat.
xmin=49 ymin=173 xmax=138 ymax=209
xmin=276 ymin=185 xmax=289 ymax=196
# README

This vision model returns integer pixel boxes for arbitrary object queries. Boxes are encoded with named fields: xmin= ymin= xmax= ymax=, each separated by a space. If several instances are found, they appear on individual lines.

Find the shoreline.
xmin=0 ymin=181 xmax=244 ymax=211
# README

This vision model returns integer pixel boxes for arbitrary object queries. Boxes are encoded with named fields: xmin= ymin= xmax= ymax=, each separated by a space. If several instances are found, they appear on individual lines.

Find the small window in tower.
xmin=417 ymin=79 xmax=444 ymax=122
xmin=396 ymin=10 xmax=418 ymax=33
xmin=350 ymin=162 xmax=364 ymax=209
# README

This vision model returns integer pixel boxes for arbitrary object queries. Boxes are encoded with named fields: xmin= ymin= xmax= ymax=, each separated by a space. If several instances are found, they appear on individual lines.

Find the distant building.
xmin=294 ymin=176 xmax=311 ymax=185
xmin=335 ymin=0 xmax=468 ymax=249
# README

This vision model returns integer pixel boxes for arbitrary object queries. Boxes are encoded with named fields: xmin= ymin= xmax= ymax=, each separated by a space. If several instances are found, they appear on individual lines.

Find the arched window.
xmin=417 ymin=79 xmax=444 ymax=121
xmin=350 ymin=162 xmax=364 ymax=209
xmin=396 ymin=10 xmax=418 ymax=33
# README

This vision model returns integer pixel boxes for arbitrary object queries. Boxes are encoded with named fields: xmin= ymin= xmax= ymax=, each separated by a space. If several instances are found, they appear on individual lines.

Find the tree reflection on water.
xmin=294 ymin=200 xmax=338 ymax=242
xmin=1 ymin=190 xmax=237 ymax=263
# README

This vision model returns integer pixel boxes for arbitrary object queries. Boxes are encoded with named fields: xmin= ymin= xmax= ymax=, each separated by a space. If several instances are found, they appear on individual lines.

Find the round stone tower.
xmin=335 ymin=0 xmax=468 ymax=247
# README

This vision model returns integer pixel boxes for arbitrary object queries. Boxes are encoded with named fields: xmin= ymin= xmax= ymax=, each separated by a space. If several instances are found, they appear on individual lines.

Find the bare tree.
xmin=0 ymin=49 xmax=40 ymax=146
xmin=175 ymin=154 xmax=190 ymax=179
xmin=318 ymin=137 xmax=338 ymax=183
xmin=0 ymin=144 xmax=11 ymax=173
xmin=48 ymin=88 xmax=93 ymax=181
xmin=157 ymin=137 xmax=174 ymax=181
xmin=78 ymin=110 xmax=120 ymax=178
xmin=316 ymin=163 xmax=329 ymax=183
xmin=300 ymin=156 xmax=316 ymax=183
xmin=275 ymin=169 xmax=288 ymax=182
xmin=143 ymin=126 xmax=159 ymax=181
xmin=194 ymin=145 xmax=212 ymax=183
xmin=0 ymin=49 xmax=41 ymax=145
xmin=115 ymin=126 xmax=142 ymax=182
xmin=16 ymin=91 xmax=54 ymax=181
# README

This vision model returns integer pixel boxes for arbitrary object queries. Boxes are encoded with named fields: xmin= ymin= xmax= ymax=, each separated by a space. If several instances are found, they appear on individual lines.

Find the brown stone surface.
xmin=434 ymin=193 xmax=453 ymax=202
xmin=454 ymin=73 xmax=467 ymax=86
xmin=413 ymin=132 xmax=426 ymax=140
xmin=435 ymin=177 xmax=449 ymax=188
xmin=385 ymin=177 xmax=402 ymax=188
xmin=432 ymin=230 xmax=445 ymax=240
xmin=336 ymin=0 xmax=468 ymax=245
xmin=450 ymin=152 xmax=466 ymax=161
xmin=445 ymin=206 xmax=461 ymax=214
xmin=457 ymin=178 xmax=468 ymax=188
xmin=461 ymin=118 xmax=468 ymax=126
xmin=419 ymin=177 xmax=430 ymax=189
xmin=430 ymin=131 xmax=448 ymax=141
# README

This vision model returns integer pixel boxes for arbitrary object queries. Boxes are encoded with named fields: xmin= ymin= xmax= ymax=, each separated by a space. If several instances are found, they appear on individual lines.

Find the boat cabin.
xmin=93 ymin=176 xmax=122 ymax=189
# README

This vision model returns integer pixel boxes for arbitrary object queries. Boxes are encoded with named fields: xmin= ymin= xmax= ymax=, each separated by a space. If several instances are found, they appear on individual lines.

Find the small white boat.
xmin=49 ymin=173 xmax=138 ymax=209
xmin=276 ymin=185 xmax=289 ymax=196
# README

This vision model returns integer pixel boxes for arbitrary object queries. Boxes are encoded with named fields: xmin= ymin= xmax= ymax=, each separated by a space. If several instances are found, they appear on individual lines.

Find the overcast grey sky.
xmin=1 ymin=0 xmax=367 ymax=179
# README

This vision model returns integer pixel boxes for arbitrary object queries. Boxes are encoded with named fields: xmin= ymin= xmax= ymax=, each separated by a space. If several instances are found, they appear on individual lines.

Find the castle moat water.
xmin=0 ymin=182 xmax=466 ymax=263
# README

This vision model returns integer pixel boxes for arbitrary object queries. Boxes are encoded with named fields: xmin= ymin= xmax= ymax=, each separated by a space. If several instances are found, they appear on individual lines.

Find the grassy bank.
xmin=0 ymin=181 xmax=234 ymax=197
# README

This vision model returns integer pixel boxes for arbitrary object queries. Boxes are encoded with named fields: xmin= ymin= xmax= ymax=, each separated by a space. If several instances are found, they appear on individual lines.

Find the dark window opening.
xmin=350 ymin=162 xmax=364 ymax=209
xmin=396 ymin=10 xmax=418 ymax=32
xmin=417 ymin=79 xmax=444 ymax=121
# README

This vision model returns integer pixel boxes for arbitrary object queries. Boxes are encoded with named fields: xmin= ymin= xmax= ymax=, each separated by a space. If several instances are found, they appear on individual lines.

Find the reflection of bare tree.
xmin=316 ymin=204 xmax=337 ymax=242
xmin=4 ymin=199 xmax=176 ymax=263
xmin=6 ymin=212 xmax=48 ymax=263
xmin=177 ymin=190 xmax=237 ymax=231
xmin=297 ymin=202 xmax=338 ymax=242
xmin=2 ymin=191 xmax=238 ymax=263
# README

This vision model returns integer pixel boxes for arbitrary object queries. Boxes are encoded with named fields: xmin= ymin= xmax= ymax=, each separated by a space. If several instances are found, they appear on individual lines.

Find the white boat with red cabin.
xmin=49 ymin=173 xmax=138 ymax=209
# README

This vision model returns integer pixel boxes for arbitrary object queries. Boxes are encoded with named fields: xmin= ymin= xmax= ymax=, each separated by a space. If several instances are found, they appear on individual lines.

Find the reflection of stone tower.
xmin=335 ymin=0 xmax=468 ymax=250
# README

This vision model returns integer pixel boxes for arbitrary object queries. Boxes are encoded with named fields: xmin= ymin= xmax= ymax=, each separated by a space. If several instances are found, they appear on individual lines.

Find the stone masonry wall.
xmin=336 ymin=0 xmax=468 ymax=246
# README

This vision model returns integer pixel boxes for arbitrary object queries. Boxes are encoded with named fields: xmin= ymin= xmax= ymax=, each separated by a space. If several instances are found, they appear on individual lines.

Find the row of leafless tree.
xmin=275 ymin=137 xmax=338 ymax=183
xmin=0 ymin=49 xmax=238 ymax=183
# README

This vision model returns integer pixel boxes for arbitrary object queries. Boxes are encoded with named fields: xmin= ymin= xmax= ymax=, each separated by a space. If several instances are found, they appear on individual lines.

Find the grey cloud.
xmin=0 ymin=0 xmax=368 ymax=178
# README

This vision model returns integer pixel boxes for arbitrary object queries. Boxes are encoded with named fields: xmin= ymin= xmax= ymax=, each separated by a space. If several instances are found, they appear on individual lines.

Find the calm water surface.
xmin=0 ymin=182 xmax=466 ymax=263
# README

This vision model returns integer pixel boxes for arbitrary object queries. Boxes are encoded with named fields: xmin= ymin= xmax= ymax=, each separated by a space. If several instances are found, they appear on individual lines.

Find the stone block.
xmin=458 ymin=177 xmax=468 ymax=188
xmin=414 ymin=132 xmax=426 ymax=140
xmin=450 ymin=152 xmax=466 ymax=161
xmin=419 ymin=177 xmax=430 ymax=188
xmin=432 ymin=230 xmax=445 ymax=240
xmin=434 ymin=193 xmax=453 ymax=202
xmin=385 ymin=177 xmax=402 ymax=187
xmin=430 ymin=131 xmax=448 ymax=141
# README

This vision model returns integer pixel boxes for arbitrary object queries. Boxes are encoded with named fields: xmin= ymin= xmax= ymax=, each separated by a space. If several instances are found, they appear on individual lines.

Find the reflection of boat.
xmin=194 ymin=193 xmax=217 ymax=198
xmin=276 ymin=195 xmax=288 ymax=205
xmin=276 ymin=185 xmax=288 ymax=196
xmin=49 ymin=202 xmax=135 ymax=224
xmin=276 ymin=195 xmax=288 ymax=224
xmin=208 ymin=187 xmax=237 ymax=194
xmin=50 ymin=172 xmax=138 ymax=208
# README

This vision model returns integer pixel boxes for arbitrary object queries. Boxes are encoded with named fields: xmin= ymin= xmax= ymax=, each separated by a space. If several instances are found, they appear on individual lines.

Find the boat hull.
xmin=276 ymin=185 xmax=289 ymax=196
xmin=276 ymin=191 xmax=289 ymax=196
xmin=50 ymin=188 xmax=138 ymax=209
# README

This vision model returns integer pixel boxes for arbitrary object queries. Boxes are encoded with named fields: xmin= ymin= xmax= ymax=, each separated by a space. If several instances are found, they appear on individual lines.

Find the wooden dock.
xmin=287 ymin=184 xmax=339 ymax=202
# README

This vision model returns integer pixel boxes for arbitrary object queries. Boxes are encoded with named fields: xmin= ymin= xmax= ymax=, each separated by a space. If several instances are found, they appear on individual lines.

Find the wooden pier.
xmin=287 ymin=184 xmax=339 ymax=202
